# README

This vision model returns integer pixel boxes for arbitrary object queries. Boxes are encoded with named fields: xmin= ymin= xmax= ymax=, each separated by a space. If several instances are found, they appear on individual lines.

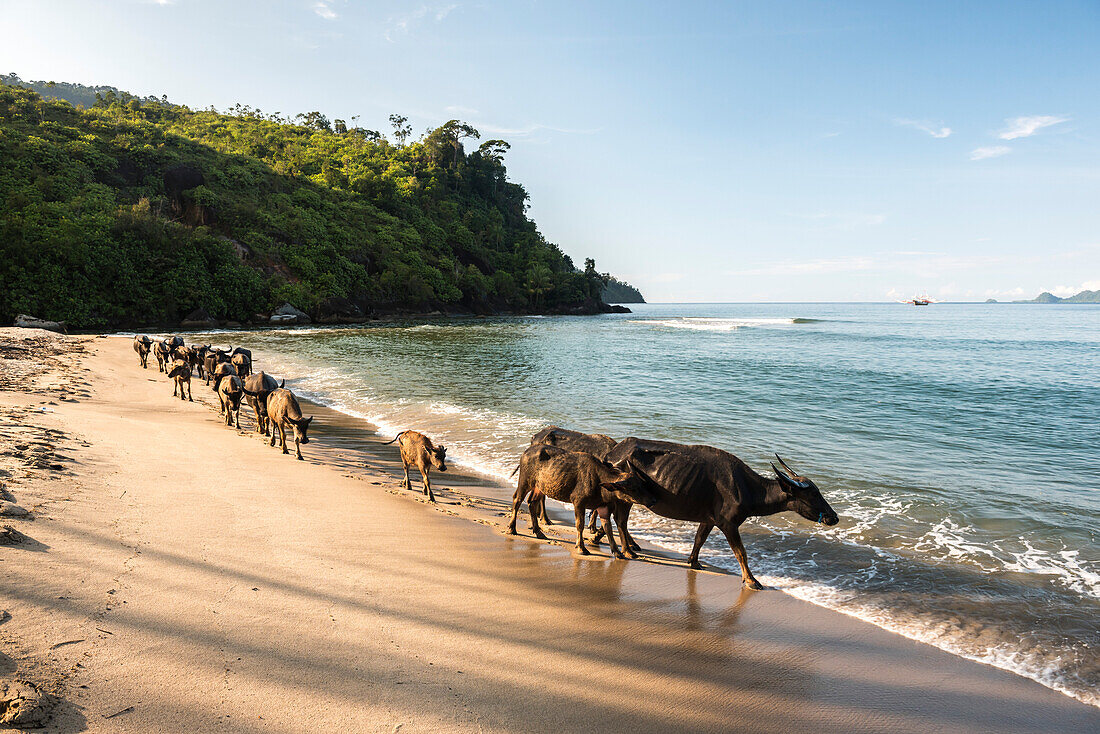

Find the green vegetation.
xmin=601 ymin=276 xmax=645 ymax=303
xmin=0 ymin=76 xmax=641 ymax=328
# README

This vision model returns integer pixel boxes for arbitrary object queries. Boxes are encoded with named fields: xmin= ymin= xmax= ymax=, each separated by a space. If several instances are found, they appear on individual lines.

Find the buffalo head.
xmin=430 ymin=445 xmax=448 ymax=471
xmin=294 ymin=416 xmax=314 ymax=445
xmin=771 ymin=455 xmax=839 ymax=526
xmin=600 ymin=464 xmax=658 ymax=509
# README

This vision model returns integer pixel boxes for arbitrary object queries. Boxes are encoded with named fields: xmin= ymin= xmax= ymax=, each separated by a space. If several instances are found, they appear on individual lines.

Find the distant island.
xmin=986 ymin=289 xmax=1100 ymax=304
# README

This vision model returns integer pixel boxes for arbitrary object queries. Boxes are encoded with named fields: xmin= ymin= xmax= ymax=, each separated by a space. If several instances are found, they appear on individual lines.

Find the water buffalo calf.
xmin=133 ymin=335 xmax=152 ymax=368
xmin=167 ymin=358 xmax=193 ymax=402
xmin=383 ymin=431 xmax=447 ymax=503
xmin=217 ymin=374 xmax=245 ymax=427
xmin=267 ymin=389 xmax=313 ymax=460
xmin=508 ymin=445 xmax=657 ymax=559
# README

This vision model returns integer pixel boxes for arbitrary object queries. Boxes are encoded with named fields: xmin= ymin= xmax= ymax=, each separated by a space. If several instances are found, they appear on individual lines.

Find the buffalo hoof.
xmin=689 ymin=560 xmax=702 ymax=570
xmin=534 ymin=531 xmax=549 ymax=541
xmin=576 ymin=546 xmax=590 ymax=556
xmin=624 ymin=550 xmax=639 ymax=560
xmin=743 ymin=579 xmax=764 ymax=590
xmin=506 ymin=526 xmax=517 ymax=535
xmin=613 ymin=551 xmax=626 ymax=560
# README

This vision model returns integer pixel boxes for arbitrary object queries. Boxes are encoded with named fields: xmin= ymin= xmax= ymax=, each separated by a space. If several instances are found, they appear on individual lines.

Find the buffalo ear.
xmin=305 ymin=416 xmax=314 ymax=426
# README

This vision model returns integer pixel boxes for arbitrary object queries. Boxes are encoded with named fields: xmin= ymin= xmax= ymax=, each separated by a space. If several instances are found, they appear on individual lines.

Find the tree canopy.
xmin=0 ymin=79 xmax=641 ymax=328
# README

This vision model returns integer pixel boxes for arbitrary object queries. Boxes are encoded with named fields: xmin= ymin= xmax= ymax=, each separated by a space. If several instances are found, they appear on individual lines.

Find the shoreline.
xmin=1 ymin=330 xmax=1096 ymax=732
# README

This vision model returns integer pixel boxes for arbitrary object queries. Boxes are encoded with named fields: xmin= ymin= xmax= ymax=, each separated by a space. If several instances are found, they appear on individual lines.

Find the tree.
xmin=583 ymin=257 xmax=608 ymax=300
xmin=477 ymin=139 xmax=510 ymax=163
xmin=389 ymin=114 xmax=411 ymax=146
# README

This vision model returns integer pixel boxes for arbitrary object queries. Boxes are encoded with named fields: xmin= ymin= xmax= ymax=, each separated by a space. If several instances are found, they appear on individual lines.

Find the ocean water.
xmin=202 ymin=303 xmax=1099 ymax=706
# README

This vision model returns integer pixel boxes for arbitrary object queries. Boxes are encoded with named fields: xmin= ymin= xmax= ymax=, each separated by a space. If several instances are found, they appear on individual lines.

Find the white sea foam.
xmin=629 ymin=317 xmax=801 ymax=331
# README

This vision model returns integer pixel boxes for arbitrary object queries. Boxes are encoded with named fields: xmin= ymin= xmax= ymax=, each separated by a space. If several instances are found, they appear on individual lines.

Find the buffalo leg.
xmin=597 ymin=505 xmax=623 ymax=559
xmin=420 ymin=469 xmax=435 ymax=502
xmin=527 ymin=493 xmax=547 ymax=539
xmin=294 ymin=436 xmax=303 ymax=461
xmin=401 ymin=461 xmax=411 ymax=490
xmin=507 ymin=487 xmax=524 ymax=535
xmin=186 ymin=382 xmax=193 ymax=402
xmin=537 ymin=497 xmax=554 ymax=526
xmin=279 ymin=424 xmax=289 ymax=454
xmin=720 ymin=526 xmax=762 ymax=589
xmin=269 ymin=423 xmax=278 ymax=447
xmin=689 ymin=523 xmax=714 ymax=569
xmin=613 ymin=504 xmax=638 ymax=559
xmin=574 ymin=507 xmax=590 ymax=555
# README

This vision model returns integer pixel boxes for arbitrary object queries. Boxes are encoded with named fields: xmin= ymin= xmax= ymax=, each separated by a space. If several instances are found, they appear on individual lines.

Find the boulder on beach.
xmin=180 ymin=308 xmax=217 ymax=329
xmin=0 ymin=501 xmax=29 ymax=517
xmin=13 ymin=314 xmax=66 ymax=333
xmin=270 ymin=303 xmax=311 ymax=325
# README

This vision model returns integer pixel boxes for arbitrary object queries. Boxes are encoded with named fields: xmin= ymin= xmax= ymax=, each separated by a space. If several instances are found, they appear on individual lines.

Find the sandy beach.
xmin=0 ymin=330 xmax=1096 ymax=733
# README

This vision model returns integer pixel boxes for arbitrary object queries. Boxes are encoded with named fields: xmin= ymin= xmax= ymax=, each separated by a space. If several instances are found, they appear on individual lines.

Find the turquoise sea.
xmin=201 ymin=303 xmax=1099 ymax=706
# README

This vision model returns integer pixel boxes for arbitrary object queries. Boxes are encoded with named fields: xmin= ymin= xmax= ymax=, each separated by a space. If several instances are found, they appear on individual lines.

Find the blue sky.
xmin=3 ymin=0 xmax=1098 ymax=301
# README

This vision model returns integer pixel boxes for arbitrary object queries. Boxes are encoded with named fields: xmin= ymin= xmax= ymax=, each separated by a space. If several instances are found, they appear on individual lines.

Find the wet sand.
xmin=1 ymin=330 xmax=1096 ymax=732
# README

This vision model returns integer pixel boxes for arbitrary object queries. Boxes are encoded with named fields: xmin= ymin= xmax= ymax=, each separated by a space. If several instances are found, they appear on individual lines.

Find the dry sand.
xmin=1 ymin=330 xmax=1097 ymax=733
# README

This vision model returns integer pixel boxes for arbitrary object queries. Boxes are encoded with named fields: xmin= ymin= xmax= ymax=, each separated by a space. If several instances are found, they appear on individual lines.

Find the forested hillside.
xmin=601 ymin=276 xmax=645 ymax=303
xmin=0 ymin=78 xmax=640 ymax=328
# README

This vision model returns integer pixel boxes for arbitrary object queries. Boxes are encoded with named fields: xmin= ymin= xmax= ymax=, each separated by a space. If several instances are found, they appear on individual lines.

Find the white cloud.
xmin=970 ymin=145 xmax=1010 ymax=161
xmin=998 ymin=115 xmax=1068 ymax=140
xmin=1047 ymin=280 xmax=1100 ymax=297
xmin=895 ymin=118 xmax=952 ymax=138
xmin=386 ymin=4 xmax=459 ymax=41
xmin=313 ymin=1 xmax=337 ymax=19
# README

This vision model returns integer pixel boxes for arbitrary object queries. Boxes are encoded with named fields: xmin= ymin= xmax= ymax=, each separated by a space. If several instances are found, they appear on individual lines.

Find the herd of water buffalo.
xmin=132 ymin=334 xmax=839 ymax=589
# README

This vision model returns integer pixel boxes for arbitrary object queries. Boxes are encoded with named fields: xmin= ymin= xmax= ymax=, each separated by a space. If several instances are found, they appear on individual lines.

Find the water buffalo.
xmin=229 ymin=345 xmax=252 ymax=362
xmin=217 ymin=374 xmax=245 ymax=427
xmin=190 ymin=345 xmax=210 ymax=379
xmin=267 ymin=389 xmax=313 ymax=460
xmin=133 ymin=335 xmax=152 ymax=368
xmin=210 ymin=360 xmax=237 ymax=392
xmin=231 ymin=352 xmax=252 ymax=379
xmin=524 ymin=426 xmax=634 ymax=545
xmin=383 ymin=431 xmax=447 ymax=502
xmin=242 ymin=372 xmax=283 ymax=435
xmin=203 ymin=348 xmax=230 ymax=385
xmin=508 ymin=444 xmax=657 ymax=559
xmin=601 ymin=438 xmax=839 ymax=588
xmin=152 ymin=340 xmax=171 ymax=372
xmin=167 ymin=358 xmax=193 ymax=402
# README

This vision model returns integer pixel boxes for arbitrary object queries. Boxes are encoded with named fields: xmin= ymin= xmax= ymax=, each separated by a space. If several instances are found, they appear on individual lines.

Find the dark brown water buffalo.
xmin=231 ymin=352 xmax=252 ymax=379
xmin=229 ymin=345 xmax=252 ymax=362
xmin=133 ymin=335 xmax=152 ymax=368
xmin=203 ymin=348 xmax=230 ymax=385
xmin=190 ymin=345 xmax=210 ymax=379
xmin=217 ymin=374 xmax=245 ymax=427
xmin=601 ymin=438 xmax=839 ymax=588
xmin=383 ymin=431 xmax=447 ymax=502
xmin=508 ymin=444 xmax=657 ymax=559
xmin=167 ymin=358 xmax=193 ymax=402
xmin=210 ymin=360 xmax=237 ymax=392
xmin=152 ymin=339 xmax=171 ymax=372
xmin=242 ymin=372 xmax=282 ymax=435
xmin=267 ymin=389 xmax=313 ymax=460
xmin=524 ymin=426 xmax=634 ymax=545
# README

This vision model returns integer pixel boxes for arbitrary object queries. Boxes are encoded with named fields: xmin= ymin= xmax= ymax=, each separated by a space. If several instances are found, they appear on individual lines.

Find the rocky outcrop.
xmin=315 ymin=297 xmax=367 ymax=324
xmin=269 ymin=303 xmax=311 ymax=325
xmin=13 ymin=315 xmax=66 ymax=333
xmin=180 ymin=308 xmax=217 ymax=329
